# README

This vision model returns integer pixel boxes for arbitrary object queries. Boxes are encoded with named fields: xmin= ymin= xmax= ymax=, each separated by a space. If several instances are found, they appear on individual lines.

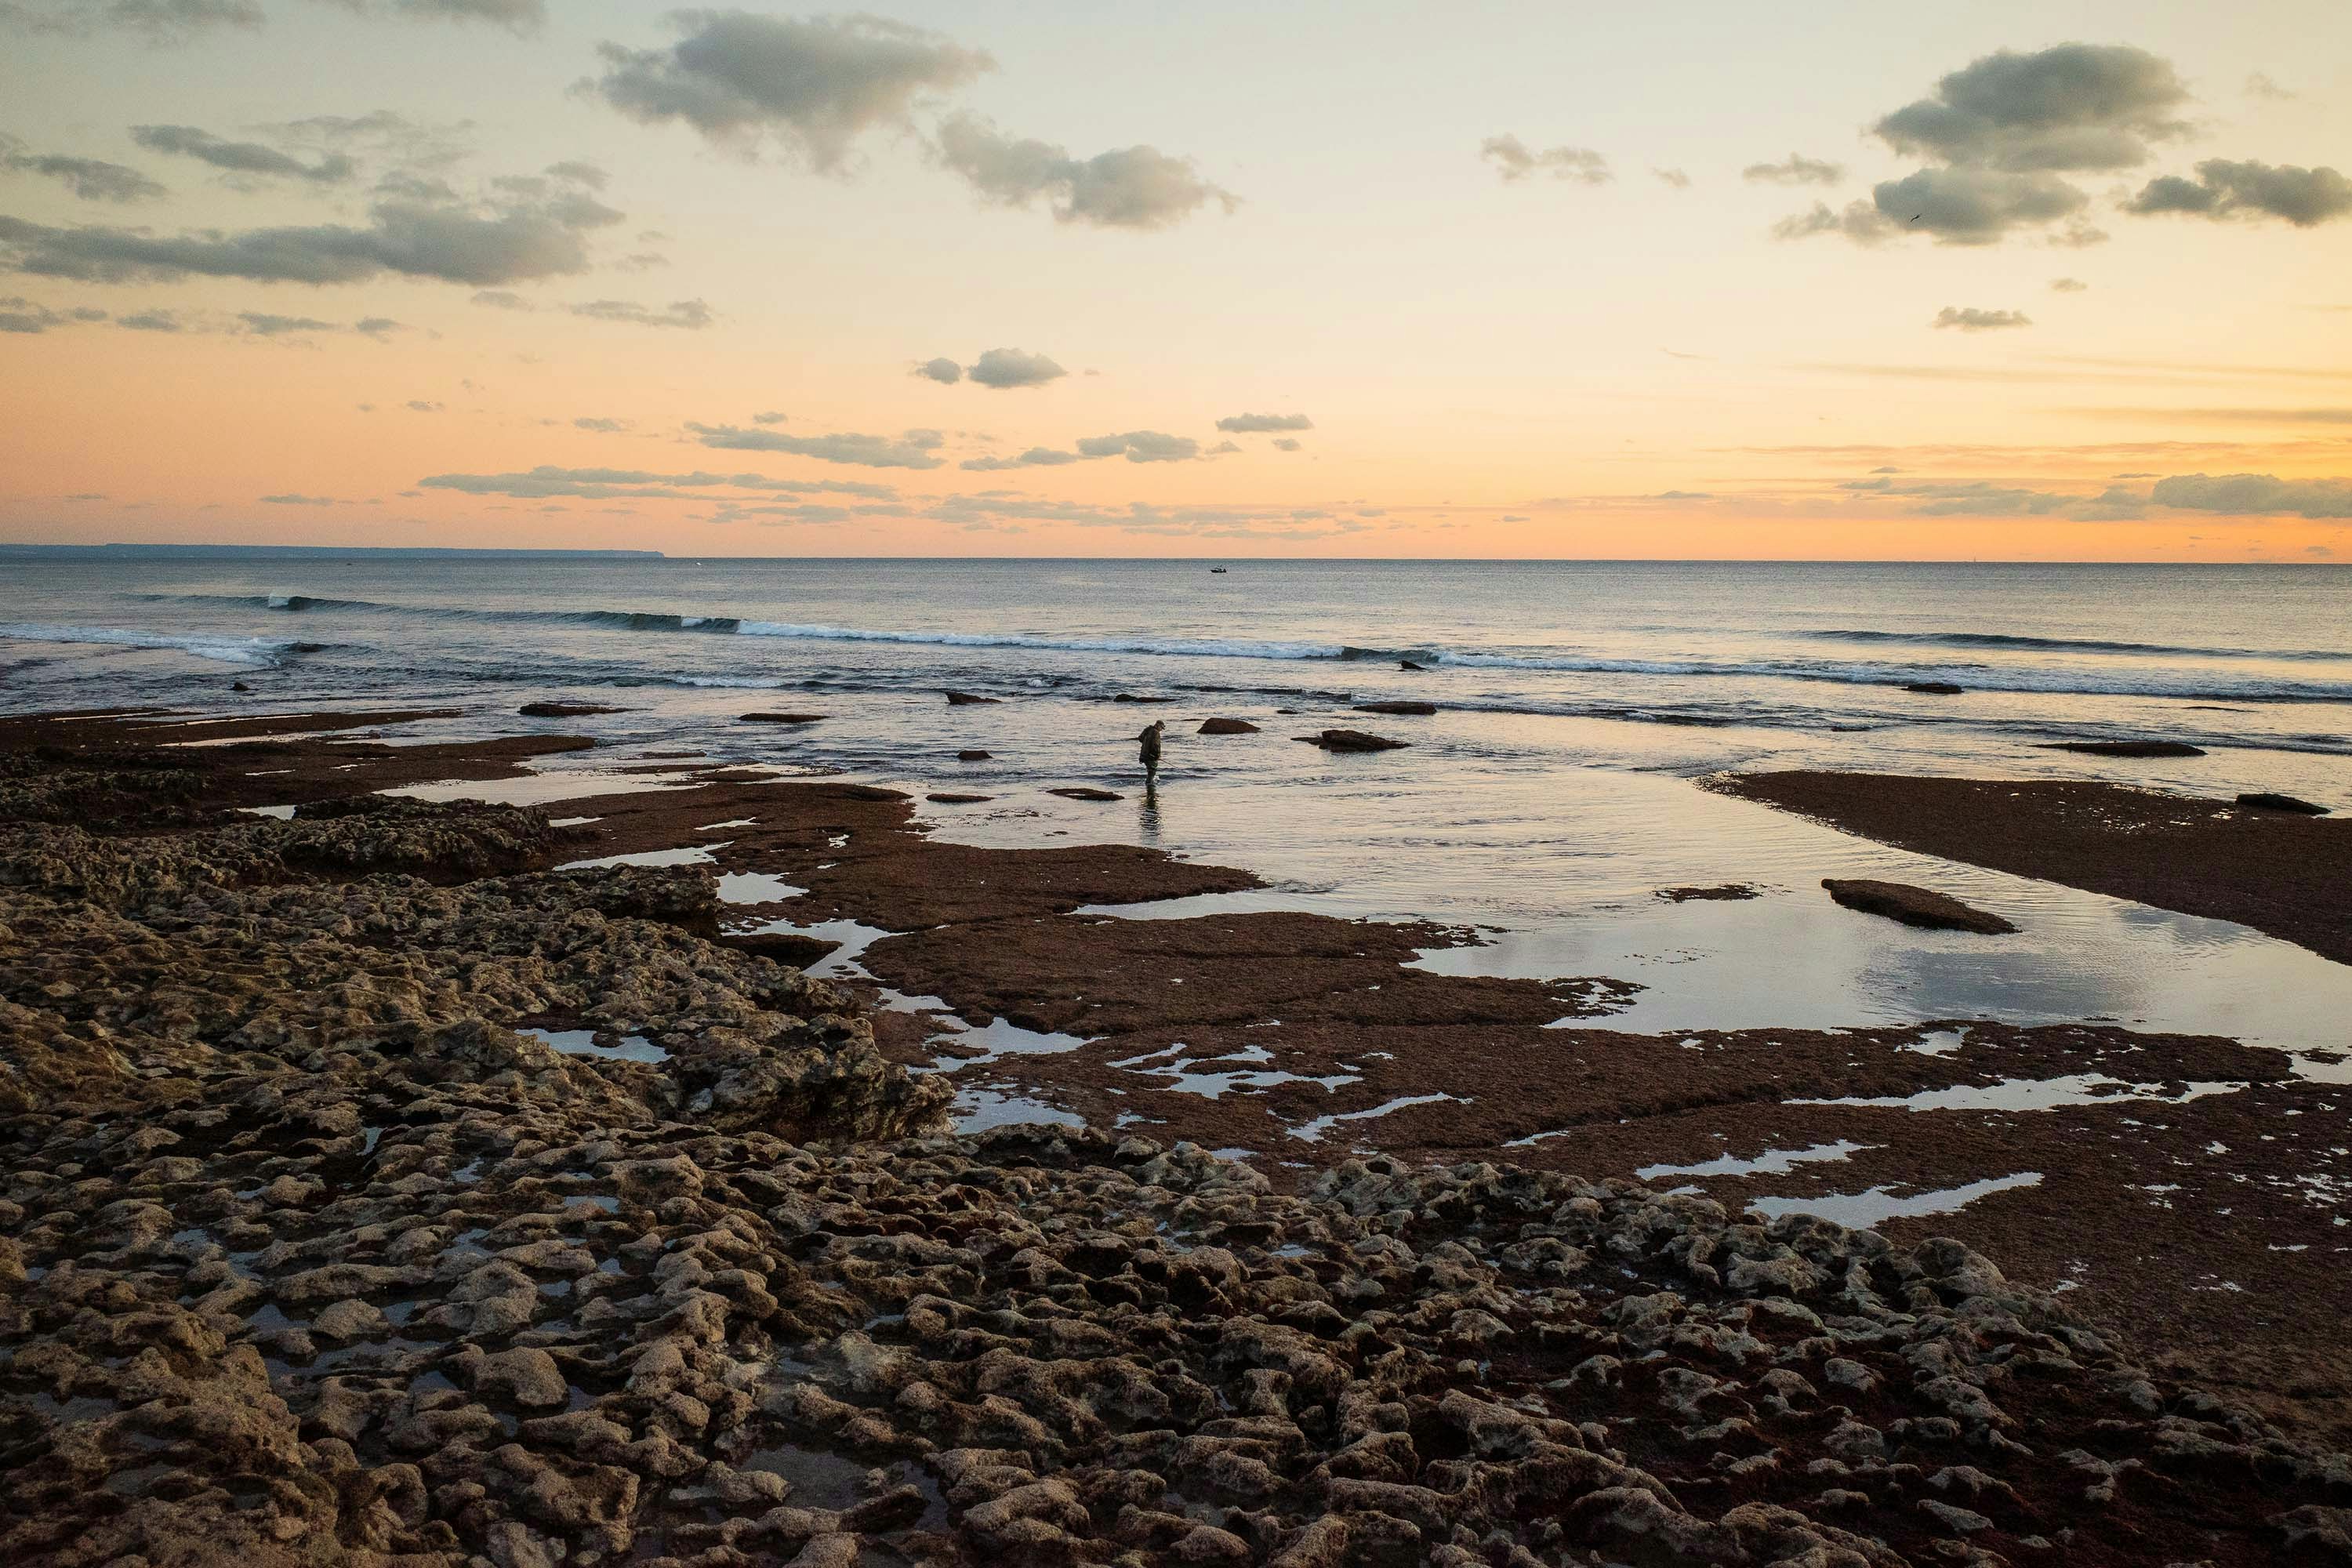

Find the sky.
xmin=2 ymin=0 xmax=2349 ymax=561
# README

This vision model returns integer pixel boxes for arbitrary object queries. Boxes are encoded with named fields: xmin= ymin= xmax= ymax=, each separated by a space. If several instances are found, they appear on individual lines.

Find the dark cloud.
xmin=0 ymin=184 xmax=620 ymax=286
xmin=131 ymin=124 xmax=354 ymax=184
xmin=2050 ymin=276 xmax=2088 ymax=292
xmin=913 ymin=356 xmax=961 ymax=384
xmin=117 ymin=307 xmax=180 ymax=330
xmin=689 ymin=421 xmax=946 ymax=470
xmin=1870 ymin=165 xmax=2085 ymax=245
xmin=2125 ymin=159 xmax=2352 ymax=227
xmin=419 ymin=464 xmax=899 ymax=499
xmin=1272 ymin=437 xmax=1301 ymax=452
xmin=470 ymin=289 xmax=531 ymax=309
xmin=310 ymin=0 xmax=543 ymax=31
xmin=1742 ymin=153 xmax=1844 ymax=186
xmin=1933 ymin=307 xmax=2031 ymax=332
xmin=354 ymin=315 xmax=400 ymax=338
xmin=2151 ymin=473 xmax=2352 ymax=517
xmin=964 ymin=347 xmax=1064 ymax=389
xmin=0 ymin=293 xmax=107 ymax=332
xmin=0 ymin=0 xmax=262 ymax=40
xmin=1215 ymin=412 xmax=1312 ymax=434
xmin=590 ymin=11 xmax=990 ymax=172
xmin=1479 ymin=135 xmax=1609 ymax=185
xmin=567 ymin=297 xmax=713 ymax=329
xmin=751 ymin=410 xmax=786 ymax=425
xmin=1843 ymin=475 xmax=2144 ymax=520
xmin=1771 ymin=201 xmax=1894 ymax=243
xmin=935 ymin=114 xmax=1237 ymax=230
xmin=1872 ymin=44 xmax=2189 ymax=172
xmin=0 ymin=137 xmax=166 ymax=202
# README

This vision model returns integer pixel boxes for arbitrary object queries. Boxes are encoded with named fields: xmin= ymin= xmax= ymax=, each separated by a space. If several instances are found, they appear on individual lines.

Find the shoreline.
xmin=6 ymin=706 xmax=2352 ymax=1563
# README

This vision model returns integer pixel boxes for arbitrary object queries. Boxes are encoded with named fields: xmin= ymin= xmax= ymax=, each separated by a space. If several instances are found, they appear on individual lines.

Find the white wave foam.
xmin=0 ymin=622 xmax=299 ymax=666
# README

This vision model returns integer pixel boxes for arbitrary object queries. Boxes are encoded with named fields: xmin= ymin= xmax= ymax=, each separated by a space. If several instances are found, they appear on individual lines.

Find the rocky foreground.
xmin=5 ymin=735 xmax=2352 ymax=1564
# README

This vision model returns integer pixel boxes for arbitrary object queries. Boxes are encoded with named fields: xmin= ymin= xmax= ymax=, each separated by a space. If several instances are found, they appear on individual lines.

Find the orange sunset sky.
xmin=2 ymin=0 xmax=2350 ymax=560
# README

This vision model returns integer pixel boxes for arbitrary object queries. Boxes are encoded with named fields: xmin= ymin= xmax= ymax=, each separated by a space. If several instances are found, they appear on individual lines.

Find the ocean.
xmin=5 ymin=556 xmax=2350 ymax=1052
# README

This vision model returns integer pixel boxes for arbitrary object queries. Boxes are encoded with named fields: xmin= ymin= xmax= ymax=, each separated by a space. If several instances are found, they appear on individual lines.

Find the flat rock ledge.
xmin=1822 ymin=878 xmax=2018 ymax=935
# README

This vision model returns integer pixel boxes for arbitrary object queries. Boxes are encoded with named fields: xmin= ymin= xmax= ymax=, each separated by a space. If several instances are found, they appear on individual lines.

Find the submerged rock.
xmin=739 ymin=711 xmax=826 ymax=724
xmin=1905 ymin=681 xmax=1964 ymax=695
xmin=956 ymin=749 xmax=993 ymax=761
xmin=925 ymin=792 xmax=993 ymax=804
xmin=1658 ymin=883 xmax=1760 ymax=902
xmin=1198 ymin=717 xmax=1260 ymax=735
xmin=520 ymin=701 xmax=625 ymax=717
xmin=1047 ymin=786 xmax=1123 ymax=801
xmin=1353 ymin=700 xmax=1438 ymax=716
xmin=1823 ymin=877 xmax=2017 ymax=933
xmin=1297 ymin=728 xmax=1410 ymax=753
xmin=945 ymin=690 xmax=1000 ymax=706
xmin=2042 ymin=739 xmax=2207 ymax=757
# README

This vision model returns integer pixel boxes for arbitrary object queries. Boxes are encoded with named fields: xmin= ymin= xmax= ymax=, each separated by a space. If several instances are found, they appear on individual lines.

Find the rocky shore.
xmin=5 ymin=710 xmax=2352 ymax=1565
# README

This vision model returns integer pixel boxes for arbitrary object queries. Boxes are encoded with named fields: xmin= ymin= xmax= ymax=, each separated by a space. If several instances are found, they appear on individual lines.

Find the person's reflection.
xmin=1137 ymin=779 xmax=1162 ymax=844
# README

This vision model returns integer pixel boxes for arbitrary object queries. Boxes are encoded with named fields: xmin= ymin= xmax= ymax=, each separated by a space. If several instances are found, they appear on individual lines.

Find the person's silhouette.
xmin=1137 ymin=720 xmax=1165 ymax=783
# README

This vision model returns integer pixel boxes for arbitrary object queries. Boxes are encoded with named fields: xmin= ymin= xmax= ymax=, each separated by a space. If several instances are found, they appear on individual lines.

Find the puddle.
xmin=557 ymin=844 xmax=720 ymax=872
xmin=238 ymin=804 xmax=296 ymax=820
xmin=1633 ymin=1140 xmax=1878 ymax=1179
xmin=1794 ymin=1075 xmax=2245 ymax=1114
xmin=715 ymin=870 xmax=806 ymax=904
xmin=1109 ymin=1040 xmax=1359 ymax=1099
xmin=517 ymin=1026 xmax=672 ymax=1065
xmin=951 ymin=1087 xmax=1086 ymax=1134
xmin=939 ymin=1014 xmax=1092 ymax=1067
xmin=700 ymin=817 xmax=760 ymax=830
xmin=549 ymin=815 xmax=600 ymax=828
xmin=383 ymin=768 xmax=710 ymax=806
xmin=1289 ymin=1092 xmax=1462 ymax=1143
xmin=1746 ymin=1171 xmax=2045 ymax=1229
xmin=730 ymin=916 xmax=884 ymax=978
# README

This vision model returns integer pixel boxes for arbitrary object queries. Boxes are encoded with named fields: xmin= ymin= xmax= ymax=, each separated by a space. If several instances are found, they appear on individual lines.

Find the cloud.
xmin=354 ymin=315 xmax=400 ymax=338
xmin=405 ymin=399 xmax=443 ymax=412
xmin=237 ymin=310 xmax=336 ymax=334
xmin=0 ymin=0 xmax=263 ymax=40
xmin=545 ymin=160 xmax=605 ymax=188
xmin=913 ymin=356 xmax=961 ymax=384
xmin=1933 ymin=307 xmax=2031 ymax=332
xmin=0 ymin=293 xmax=107 ymax=332
xmin=962 ymin=347 xmax=1065 ymax=389
xmin=935 ymin=114 xmax=1236 ymax=230
xmin=927 ymin=490 xmax=1370 ymax=541
xmin=311 ymin=0 xmax=544 ymax=31
xmin=1075 ymin=430 xmax=1198 ymax=463
xmin=573 ymin=416 xmax=628 ymax=432
xmin=2151 ymin=473 xmax=2352 ymax=518
xmin=260 ymin=492 xmax=338 ymax=504
xmin=959 ymin=446 xmax=1081 ymax=471
xmin=568 ymin=297 xmax=713 ymax=329
xmin=117 ymin=307 xmax=180 ymax=330
xmin=2244 ymin=72 xmax=2293 ymax=102
xmin=1844 ymin=476 xmax=2146 ymax=520
xmin=2050 ymin=276 xmax=2088 ymax=292
xmin=2125 ymin=159 xmax=2352 ymax=227
xmin=1742 ymin=153 xmax=1844 ymax=186
xmin=419 ymin=464 xmax=898 ymax=499
xmin=1215 ymin=412 xmax=1312 ymax=433
xmin=751 ymin=410 xmax=786 ymax=425
xmin=0 ymin=183 xmax=622 ymax=286
xmin=1872 ymin=44 xmax=2189 ymax=172
xmin=590 ymin=11 xmax=990 ymax=172
xmin=471 ymin=289 xmax=531 ymax=309
xmin=1272 ymin=437 xmax=1301 ymax=452
xmin=689 ymin=421 xmax=946 ymax=470
xmin=131 ymin=123 xmax=354 ymax=184
xmin=1651 ymin=167 xmax=1691 ymax=189
xmin=1770 ymin=199 xmax=1896 ymax=243
xmin=0 ymin=138 xmax=166 ymax=202
xmin=1786 ymin=44 xmax=2191 ymax=246
xmin=1480 ymin=135 xmax=1609 ymax=184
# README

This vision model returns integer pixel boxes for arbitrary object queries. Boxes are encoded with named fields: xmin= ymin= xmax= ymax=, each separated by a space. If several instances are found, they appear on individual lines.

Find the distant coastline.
xmin=0 ymin=543 xmax=666 ymax=560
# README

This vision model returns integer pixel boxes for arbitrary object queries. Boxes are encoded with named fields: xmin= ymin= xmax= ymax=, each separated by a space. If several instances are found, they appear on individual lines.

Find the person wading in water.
xmin=1137 ymin=720 xmax=1165 ymax=786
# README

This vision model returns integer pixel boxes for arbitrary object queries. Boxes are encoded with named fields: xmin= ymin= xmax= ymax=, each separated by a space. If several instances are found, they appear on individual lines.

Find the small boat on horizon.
xmin=1210 ymin=566 xmax=1229 ymax=573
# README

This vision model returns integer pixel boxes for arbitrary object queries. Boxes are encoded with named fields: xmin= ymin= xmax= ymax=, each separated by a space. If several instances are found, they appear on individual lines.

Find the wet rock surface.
xmin=1295 ymin=731 xmax=1409 ymax=754
xmin=8 ymin=713 xmax=2352 ymax=1565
